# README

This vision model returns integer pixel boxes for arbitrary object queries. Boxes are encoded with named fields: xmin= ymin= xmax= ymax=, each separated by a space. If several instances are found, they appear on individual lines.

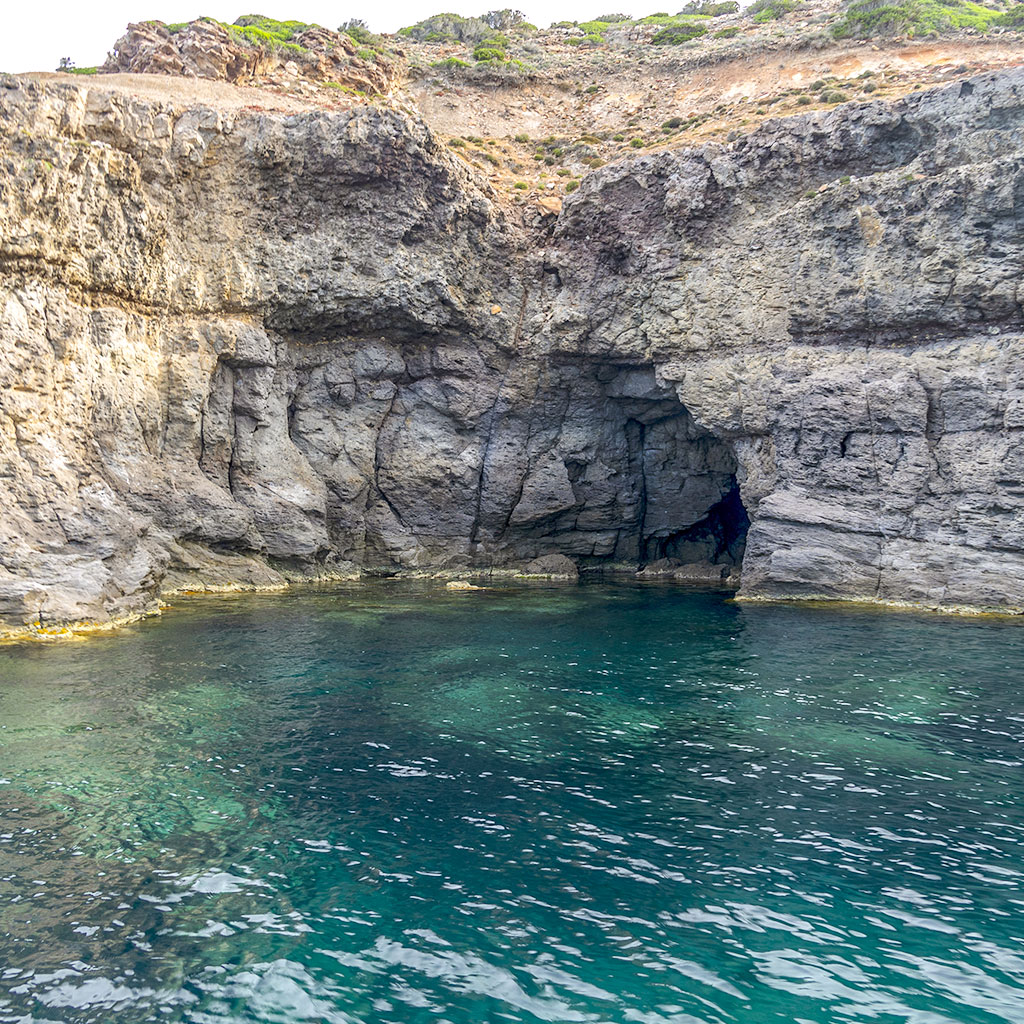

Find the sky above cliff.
xmin=5 ymin=0 xmax=701 ymax=73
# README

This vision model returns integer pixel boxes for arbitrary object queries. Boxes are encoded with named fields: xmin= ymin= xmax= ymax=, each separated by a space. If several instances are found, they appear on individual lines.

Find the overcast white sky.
xmin=3 ymin=0 xmax=682 ymax=73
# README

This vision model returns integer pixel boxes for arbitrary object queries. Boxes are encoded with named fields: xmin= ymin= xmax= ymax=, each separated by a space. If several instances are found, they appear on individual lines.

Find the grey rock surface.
xmin=1 ymin=69 xmax=1022 ymax=631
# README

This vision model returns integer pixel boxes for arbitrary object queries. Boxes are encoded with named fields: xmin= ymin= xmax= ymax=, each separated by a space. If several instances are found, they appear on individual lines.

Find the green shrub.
xmin=862 ymin=80 xmax=879 ymax=91
xmin=70 ymin=66 xmax=98 ymax=74
xmin=613 ymin=133 xmax=625 ymax=140
xmin=565 ymin=179 xmax=580 ymax=192
xmin=662 ymin=116 xmax=684 ymax=128
xmin=747 ymin=0 xmax=799 ymax=21
xmin=681 ymin=0 xmax=740 ymax=12
xmin=432 ymin=56 xmax=471 ymax=69
xmin=652 ymin=22 xmax=708 ymax=42
xmin=514 ymin=133 xmax=530 ymax=142
xmin=593 ymin=12 xmax=631 ymax=20
xmin=714 ymin=26 xmax=741 ymax=37
xmin=514 ymin=181 xmax=528 ymax=189
xmin=821 ymin=89 xmax=849 ymax=102
xmin=447 ymin=137 xmax=466 ymax=146
xmin=797 ymin=94 xmax=813 ymax=103
xmin=473 ymin=45 xmax=507 ymax=61
xmin=630 ymin=137 xmax=644 ymax=147
xmin=832 ymin=0 xmax=1003 ymax=38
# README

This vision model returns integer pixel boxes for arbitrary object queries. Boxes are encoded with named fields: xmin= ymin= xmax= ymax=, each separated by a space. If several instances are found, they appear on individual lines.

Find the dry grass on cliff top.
xmin=23 ymin=0 xmax=1024 ymax=211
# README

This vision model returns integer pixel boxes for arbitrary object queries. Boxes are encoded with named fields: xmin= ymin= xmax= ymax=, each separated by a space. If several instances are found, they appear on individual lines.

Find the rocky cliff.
xmin=1 ymin=67 xmax=1022 ymax=632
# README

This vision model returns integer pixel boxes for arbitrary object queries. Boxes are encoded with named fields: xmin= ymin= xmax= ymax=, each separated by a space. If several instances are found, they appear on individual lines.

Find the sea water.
xmin=0 ymin=582 xmax=1022 ymax=1023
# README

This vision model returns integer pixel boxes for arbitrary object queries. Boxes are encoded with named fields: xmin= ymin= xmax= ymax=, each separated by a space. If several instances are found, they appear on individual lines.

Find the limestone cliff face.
xmin=0 ymin=69 xmax=1022 ymax=631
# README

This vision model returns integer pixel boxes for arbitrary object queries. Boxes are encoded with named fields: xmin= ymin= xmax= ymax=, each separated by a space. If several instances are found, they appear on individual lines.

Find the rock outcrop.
xmin=102 ymin=20 xmax=399 ymax=97
xmin=1 ymin=68 xmax=1022 ymax=632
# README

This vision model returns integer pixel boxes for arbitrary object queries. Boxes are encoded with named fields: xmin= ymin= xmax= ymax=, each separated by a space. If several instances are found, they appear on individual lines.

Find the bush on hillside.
xmin=399 ymin=12 xmax=492 ymax=42
xmin=831 ymin=0 xmax=1003 ymax=36
xmin=680 ymin=1 xmax=740 ymax=14
xmin=652 ymin=21 xmax=708 ymax=41
xmin=747 ymin=0 xmax=800 ymax=21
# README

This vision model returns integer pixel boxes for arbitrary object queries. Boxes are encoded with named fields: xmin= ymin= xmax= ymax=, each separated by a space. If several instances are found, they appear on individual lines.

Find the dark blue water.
xmin=0 ymin=582 xmax=1022 ymax=1023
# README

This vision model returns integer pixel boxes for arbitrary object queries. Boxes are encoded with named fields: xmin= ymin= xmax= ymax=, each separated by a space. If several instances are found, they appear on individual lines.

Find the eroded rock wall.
xmin=546 ymin=70 xmax=1024 ymax=608
xmin=1 ymin=69 xmax=1023 ymax=630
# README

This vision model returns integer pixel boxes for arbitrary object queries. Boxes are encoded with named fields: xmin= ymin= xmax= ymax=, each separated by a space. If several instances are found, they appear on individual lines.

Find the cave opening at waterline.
xmin=550 ymin=362 xmax=750 ymax=577
xmin=452 ymin=359 xmax=751 ymax=578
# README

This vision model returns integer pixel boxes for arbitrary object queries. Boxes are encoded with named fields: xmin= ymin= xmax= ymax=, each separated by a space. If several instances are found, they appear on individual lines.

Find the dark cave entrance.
xmin=616 ymin=391 xmax=749 ymax=576
xmin=499 ymin=362 xmax=750 ymax=579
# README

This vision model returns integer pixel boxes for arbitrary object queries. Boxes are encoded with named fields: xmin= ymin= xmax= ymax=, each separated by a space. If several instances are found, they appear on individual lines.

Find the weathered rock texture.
xmin=1 ymin=69 xmax=1022 ymax=631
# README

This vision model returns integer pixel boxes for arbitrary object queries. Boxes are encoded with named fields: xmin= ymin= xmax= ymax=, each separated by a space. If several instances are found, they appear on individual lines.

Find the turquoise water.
xmin=0 ymin=583 xmax=1022 ymax=1024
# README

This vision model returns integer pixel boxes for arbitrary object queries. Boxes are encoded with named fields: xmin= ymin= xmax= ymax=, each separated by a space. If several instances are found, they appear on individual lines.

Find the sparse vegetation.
xmin=340 ymin=19 xmax=385 ymax=48
xmin=102 ymin=5 xmax=1017 ymax=206
xmin=680 ymin=0 xmax=740 ymax=13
